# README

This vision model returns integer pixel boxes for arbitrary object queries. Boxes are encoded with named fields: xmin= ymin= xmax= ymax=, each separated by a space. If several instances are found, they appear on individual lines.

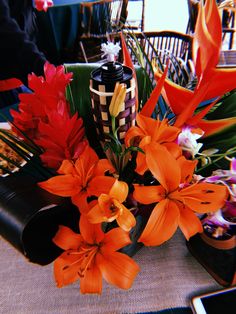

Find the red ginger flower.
xmin=133 ymin=144 xmax=228 ymax=246
xmin=53 ymin=215 xmax=140 ymax=294
xmin=35 ymin=0 xmax=53 ymax=12
xmin=39 ymin=145 xmax=116 ymax=213
xmin=36 ymin=100 xmax=87 ymax=170
xmin=10 ymin=63 xmax=72 ymax=139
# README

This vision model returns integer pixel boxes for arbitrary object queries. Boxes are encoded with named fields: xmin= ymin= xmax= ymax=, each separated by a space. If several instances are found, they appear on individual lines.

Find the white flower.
xmin=177 ymin=126 xmax=204 ymax=158
xmin=101 ymin=42 xmax=121 ymax=62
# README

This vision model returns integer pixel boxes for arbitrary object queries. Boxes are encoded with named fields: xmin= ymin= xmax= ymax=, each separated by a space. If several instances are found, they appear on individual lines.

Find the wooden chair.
xmin=186 ymin=0 xmax=199 ymax=34
xmin=125 ymin=31 xmax=194 ymax=87
xmin=219 ymin=4 xmax=236 ymax=50
xmin=76 ymin=0 xmax=128 ymax=63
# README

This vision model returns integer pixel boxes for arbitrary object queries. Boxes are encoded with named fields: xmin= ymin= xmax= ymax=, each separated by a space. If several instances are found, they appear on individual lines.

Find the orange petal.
xmin=174 ymin=82 xmax=210 ymax=128
xmin=54 ymin=252 xmax=80 ymax=288
xmin=180 ymin=183 xmax=228 ymax=213
xmin=193 ymin=0 xmax=221 ymax=76
xmin=72 ymin=191 xmax=89 ymax=214
xmin=133 ymin=185 xmax=165 ymax=204
xmin=57 ymin=159 xmax=75 ymax=175
xmin=88 ymin=176 xmax=116 ymax=197
xmin=53 ymin=226 xmax=82 ymax=250
xmin=162 ymin=142 xmax=182 ymax=160
xmin=120 ymin=32 xmax=139 ymax=109
xmin=145 ymin=144 xmax=181 ymax=192
xmin=109 ymin=180 xmax=128 ymax=203
xmin=38 ymin=175 xmax=80 ymax=197
xmin=140 ymin=60 xmax=169 ymax=117
xmin=87 ymin=203 xmax=107 ymax=224
xmin=178 ymin=205 xmax=203 ymax=240
xmin=116 ymin=205 xmax=136 ymax=232
xmin=177 ymin=156 xmax=198 ymax=184
xmin=94 ymin=158 xmax=115 ymax=176
xmin=80 ymin=263 xmax=102 ymax=294
xmin=187 ymin=97 xmax=219 ymax=126
xmin=79 ymin=215 xmax=104 ymax=244
xmin=125 ymin=125 xmax=145 ymax=147
xmin=161 ymin=78 xmax=193 ymax=115
xmin=202 ymin=68 xmax=236 ymax=100
xmin=74 ymin=145 xmax=98 ymax=178
xmin=102 ymin=227 xmax=132 ymax=252
xmin=197 ymin=117 xmax=236 ymax=138
xmin=138 ymin=200 xmax=179 ymax=246
xmin=135 ymin=146 xmax=148 ymax=175
xmin=96 ymin=251 xmax=140 ymax=290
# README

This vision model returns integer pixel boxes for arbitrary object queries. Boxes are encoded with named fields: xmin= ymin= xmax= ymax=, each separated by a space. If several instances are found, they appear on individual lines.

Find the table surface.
xmin=0 ymin=230 xmax=220 ymax=314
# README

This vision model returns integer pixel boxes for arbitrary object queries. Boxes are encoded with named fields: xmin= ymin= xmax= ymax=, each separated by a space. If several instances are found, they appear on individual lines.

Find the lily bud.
xmin=109 ymin=83 xmax=127 ymax=117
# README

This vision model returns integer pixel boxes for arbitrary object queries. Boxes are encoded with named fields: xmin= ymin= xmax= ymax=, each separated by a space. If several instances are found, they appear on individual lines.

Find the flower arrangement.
xmin=1 ymin=0 xmax=236 ymax=293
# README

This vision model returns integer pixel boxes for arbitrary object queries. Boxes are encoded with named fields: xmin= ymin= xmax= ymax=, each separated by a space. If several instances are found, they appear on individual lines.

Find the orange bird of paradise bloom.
xmin=53 ymin=215 xmax=140 ymax=294
xmin=38 ymin=145 xmax=115 ymax=213
xmin=87 ymin=180 xmax=136 ymax=232
xmin=125 ymin=113 xmax=181 ymax=175
xmin=144 ymin=0 xmax=236 ymax=137
xmin=133 ymin=144 xmax=228 ymax=246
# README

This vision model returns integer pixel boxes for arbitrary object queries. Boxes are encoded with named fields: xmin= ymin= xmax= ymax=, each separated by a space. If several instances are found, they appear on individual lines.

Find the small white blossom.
xmin=177 ymin=126 xmax=204 ymax=158
xmin=101 ymin=42 xmax=121 ymax=62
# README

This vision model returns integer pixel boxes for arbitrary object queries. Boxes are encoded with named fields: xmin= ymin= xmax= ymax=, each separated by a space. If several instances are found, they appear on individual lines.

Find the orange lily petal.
xmin=53 ymin=226 xmax=82 ymax=250
xmin=116 ymin=205 xmax=136 ymax=232
xmin=109 ymin=180 xmax=128 ymax=203
xmin=179 ymin=183 xmax=228 ymax=213
xmin=135 ymin=154 xmax=148 ymax=175
xmin=197 ymin=117 xmax=236 ymax=137
xmin=71 ymin=191 xmax=89 ymax=214
xmin=178 ymin=205 xmax=203 ymax=240
xmin=79 ymin=215 xmax=104 ymax=244
xmin=93 ymin=158 xmax=115 ymax=176
xmin=133 ymin=185 xmax=165 ymax=204
xmin=96 ymin=251 xmax=140 ymax=290
xmin=80 ymin=264 xmax=102 ymax=294
xmin=38 ymin=175 xmax=80 ymax=197
xmin=102 ymin=228 xmax=132 ymax=252
xmin=140 ymin=60 xmax=169 ymax=117
xmin=87 ymin=202 xmax=107 ymax=224
xmin=162 ymin=142 xmax=182 ymax=160
xmin=88 ymin=176 xmax=116 ymax=197
xmin=74 ymin=145 xmax=98 ymax=178
xmin=177 ymin=156 xmax=198 ymax=184
xmin=138 ymin=200 xmax=179 ymax=246
xmin=54 ymin=252 xmax=80 ymax=288
xmin=57 ymin=159 xmax=76 ymax=175
xmin=145 ymin=144 xmax=181 ymax=192
xmin=125 ymin=125 xmax=145 ymax=147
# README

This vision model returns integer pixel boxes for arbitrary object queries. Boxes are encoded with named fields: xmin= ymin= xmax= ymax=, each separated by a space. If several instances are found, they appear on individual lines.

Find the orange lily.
xmin=38 ymin=145 xmax=115 ymax=213
xmin=87 ymin=180 xmax=136 ymax=232
xmin=53 ymin=215 xmax=140 ymax=294
xmin=154 ymin=0 xmax=236 ymax=136
xmin=133 ymin=144 xmax=228 ymax=246
xmin=125 ymin=113 xmax=181 ymax=175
